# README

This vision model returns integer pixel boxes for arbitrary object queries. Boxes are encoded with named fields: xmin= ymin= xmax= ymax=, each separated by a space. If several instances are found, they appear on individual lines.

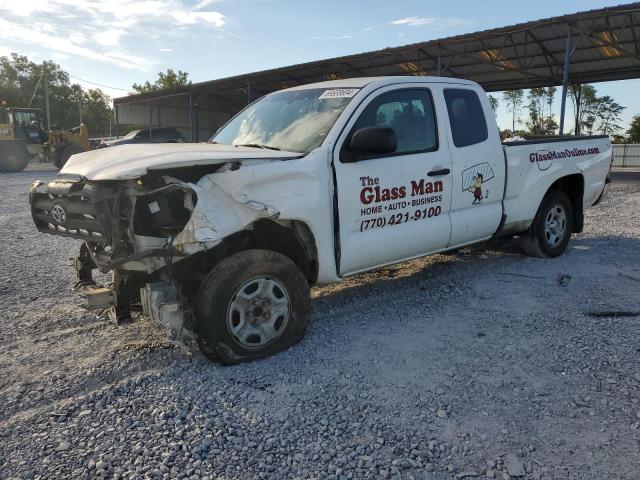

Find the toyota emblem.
xmin=51 ymin=204 xmax=67 ymax=224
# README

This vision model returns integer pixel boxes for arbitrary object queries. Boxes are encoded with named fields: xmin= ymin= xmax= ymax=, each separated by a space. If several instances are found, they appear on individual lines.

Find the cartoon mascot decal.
xmin=462 ymin=163 xmax=495 ymax=205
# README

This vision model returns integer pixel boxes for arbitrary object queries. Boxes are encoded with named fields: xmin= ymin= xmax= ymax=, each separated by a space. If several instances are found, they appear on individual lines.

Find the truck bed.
xmin=500 ymin=135 xmax=612 ymax=234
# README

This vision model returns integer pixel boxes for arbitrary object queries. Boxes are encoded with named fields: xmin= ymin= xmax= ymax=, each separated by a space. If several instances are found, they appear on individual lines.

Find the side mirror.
xmin=347 ymin=127 xmax=397 ymax=161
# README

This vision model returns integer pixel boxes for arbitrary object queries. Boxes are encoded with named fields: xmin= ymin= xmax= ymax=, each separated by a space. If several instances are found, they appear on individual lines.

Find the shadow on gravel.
xmin=310 ymin=234 xmax=640 ymax=310
xmin=311 ymin=236 xmax=522 ymax=305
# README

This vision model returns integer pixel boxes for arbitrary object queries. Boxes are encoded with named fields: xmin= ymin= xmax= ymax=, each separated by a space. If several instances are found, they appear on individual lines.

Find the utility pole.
xmin=43 ymin=62 xmax=51 ymax=131
xmin=78 ymin=87 xmax=83 ymax=124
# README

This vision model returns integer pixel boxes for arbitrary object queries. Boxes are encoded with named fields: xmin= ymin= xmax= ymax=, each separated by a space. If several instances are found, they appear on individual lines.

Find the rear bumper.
xmin=29 ymin=178 xmax=115 ymax=242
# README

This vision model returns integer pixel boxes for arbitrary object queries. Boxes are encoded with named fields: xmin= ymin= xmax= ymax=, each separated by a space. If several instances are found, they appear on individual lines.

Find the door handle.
xmin=427 ymin=168 xmax=450 ymax=177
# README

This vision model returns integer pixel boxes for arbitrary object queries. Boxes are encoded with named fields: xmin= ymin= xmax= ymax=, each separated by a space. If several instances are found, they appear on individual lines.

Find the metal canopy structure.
xmin=114 ymin=2 xmax=640 ymax=139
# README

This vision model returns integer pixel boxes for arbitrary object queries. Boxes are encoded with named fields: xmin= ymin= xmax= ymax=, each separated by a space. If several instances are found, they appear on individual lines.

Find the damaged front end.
xmin=30 ymin=175 xmax=195 ymax=265
xmin=29 ymin=165 xmax=279 ymax=341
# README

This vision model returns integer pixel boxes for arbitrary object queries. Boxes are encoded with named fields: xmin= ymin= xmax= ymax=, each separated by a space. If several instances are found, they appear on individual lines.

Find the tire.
xmin=0 ymin=141 xmax=29 ymax=172
xmin=196 ymin=249 xmax=311 ymax=364
xmin=521 ymin=190 xmax=574 ymax=258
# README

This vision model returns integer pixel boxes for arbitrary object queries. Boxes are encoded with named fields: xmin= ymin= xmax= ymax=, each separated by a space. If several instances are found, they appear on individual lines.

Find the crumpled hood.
xmin=60 ymin=143 xmax=303 ymax=181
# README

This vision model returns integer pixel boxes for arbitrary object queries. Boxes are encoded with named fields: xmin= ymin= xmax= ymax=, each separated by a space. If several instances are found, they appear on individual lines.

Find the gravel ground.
xmin=1 ymin=167 xmax=639 ymax=480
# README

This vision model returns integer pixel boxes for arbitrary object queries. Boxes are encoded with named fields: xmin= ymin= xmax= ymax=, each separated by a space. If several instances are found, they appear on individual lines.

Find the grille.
xmin=30 ymin=179 xmax=112 ymax=242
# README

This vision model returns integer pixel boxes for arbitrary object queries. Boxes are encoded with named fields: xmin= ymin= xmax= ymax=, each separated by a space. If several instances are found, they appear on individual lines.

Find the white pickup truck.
xmin=30 ymin=76 xmax=612 ymax=363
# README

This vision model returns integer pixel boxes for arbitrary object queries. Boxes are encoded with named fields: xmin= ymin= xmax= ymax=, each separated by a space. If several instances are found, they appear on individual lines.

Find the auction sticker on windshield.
xmin=319 ymin=88 xmax=359 ymax=99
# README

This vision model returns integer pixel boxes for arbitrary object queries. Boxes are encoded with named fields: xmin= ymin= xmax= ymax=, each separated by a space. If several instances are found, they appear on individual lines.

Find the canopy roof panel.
xmin=115 ymin=2 xmax=640 ymax=108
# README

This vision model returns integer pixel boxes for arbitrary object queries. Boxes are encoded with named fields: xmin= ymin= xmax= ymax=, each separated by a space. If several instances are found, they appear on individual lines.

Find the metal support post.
xmin=148 ymin=102 xmax=153 ymax=141
xmin=559 ymin=27 xmax=573 ymax=135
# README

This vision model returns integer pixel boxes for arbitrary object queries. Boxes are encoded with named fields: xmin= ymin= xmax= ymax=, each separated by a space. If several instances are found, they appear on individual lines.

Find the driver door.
xmin=333 ymin=85 xmax=452 ymax=275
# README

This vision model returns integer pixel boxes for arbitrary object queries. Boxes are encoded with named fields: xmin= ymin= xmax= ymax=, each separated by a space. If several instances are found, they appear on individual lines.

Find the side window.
xmin=351 ymin=89 xmax=437 ymax=155
xmin=443 ymin=88 xmax=488 ymax=148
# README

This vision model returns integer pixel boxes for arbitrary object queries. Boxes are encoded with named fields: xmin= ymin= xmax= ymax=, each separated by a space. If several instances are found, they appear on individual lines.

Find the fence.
xmin=612 ymin=144 xmax=640 ymax=167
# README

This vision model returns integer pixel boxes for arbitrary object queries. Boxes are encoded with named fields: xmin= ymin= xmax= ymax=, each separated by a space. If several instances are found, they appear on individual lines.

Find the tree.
xmin=81 ymin=89 xmax=113 ymax=137
xmin=131 ymin=69 xmax=191 ymax=94
xmin=570 ymin=84 xmax=625 ymax=136
xmin=526 ymin=87 xmax=557 ymax=135
xmin=502 ymin=90 xmax=524 ymax=131
xmin=570 ymin=84 xmax=597 ymax=135
xmin=488 ymin=95 xmax=498 ymax=112
xmin=627 ymin=114 xmax=640 ymax=142
xmin=611 ymin=134 xmax=629 ymax=144
xmin=592 ymin=95 xmax=625 ymax=135
xmin=1 ymin=53 xmax=78 ymax=129
xmin=544 ymin=86 xmax=556 ymax=120
xmin=0 ymin=53 xmax=114 ymax=135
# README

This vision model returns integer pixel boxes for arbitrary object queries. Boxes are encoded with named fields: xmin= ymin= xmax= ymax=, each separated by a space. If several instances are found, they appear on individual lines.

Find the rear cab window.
xmin=444 ymin=88 xmax=488 ymax=148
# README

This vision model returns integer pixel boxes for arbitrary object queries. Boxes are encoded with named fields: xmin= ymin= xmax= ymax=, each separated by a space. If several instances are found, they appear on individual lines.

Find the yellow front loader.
xmin=48 ymin=124 xmax=90 ymax=168
xmin=0 ymin=107 xmax=48 ymax=172
xmin=0 ymin=107 xmax=91 ymax=172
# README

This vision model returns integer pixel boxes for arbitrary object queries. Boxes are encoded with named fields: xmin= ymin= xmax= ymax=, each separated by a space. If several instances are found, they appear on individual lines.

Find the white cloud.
xmin=68 ymin=32 xmax=88 ymax=45
xmin=103 ymin=51 xmax=147 ymax=69
xmin=170 ymin=11 xmax=224 ymax=27
xmin=94 ymin=29 xmax=126 ymax=47
xmin=159 ymin=48 xmax=173 ymax=52
xmin=0 ymin=0 xmax=228 ymax=70
xmin=390 ymin=16 xmax=435 ymax=27
xmin=0 ymin=0 xmax=53 ymax=16
xmin=0 ymin=18 xmax=146 ymax=69
xmin=51 ymin=52 xmax=71 ymax=61
xmin=390 ymin=16 xmax=472 ymax=29
xmin=307 ymin=35 xmax=354 ymax=41
xmin=194 ymin=0 xmax=221 ymax=9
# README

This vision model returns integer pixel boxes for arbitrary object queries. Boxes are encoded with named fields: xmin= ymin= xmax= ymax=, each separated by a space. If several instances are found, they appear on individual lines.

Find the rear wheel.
xmin=0 ymin=141 xmax=29 ymax=172
xmin=522 ymin=190 xmax=573 ymax=258
xmin=196 ymin=249 xmax=310 ymax=364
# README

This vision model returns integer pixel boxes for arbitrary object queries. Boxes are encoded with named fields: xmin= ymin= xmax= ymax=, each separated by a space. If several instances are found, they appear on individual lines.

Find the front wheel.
xmin=521 ymin=190 xmax=574 ymax=258
xmin=196 ymin=249 xmax=310 ymax=364
xmin=0 ymin=142 xmax=29 ymax=172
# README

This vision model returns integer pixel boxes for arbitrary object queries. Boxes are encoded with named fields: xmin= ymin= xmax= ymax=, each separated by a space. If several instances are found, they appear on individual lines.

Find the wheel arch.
xmin=201 ymin=219 xmax=319 ymax=285
xmin=545 ymin=173 xmax=584 ymax=233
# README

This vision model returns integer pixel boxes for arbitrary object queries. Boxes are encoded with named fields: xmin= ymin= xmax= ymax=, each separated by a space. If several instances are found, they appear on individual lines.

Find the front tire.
xmin=521 ymin=190 xmax=574 ymax=258
xmin=196 ymin=249 xmax=310 ymax=364
xmin=0 ymin=142 xmax=29 ymax=172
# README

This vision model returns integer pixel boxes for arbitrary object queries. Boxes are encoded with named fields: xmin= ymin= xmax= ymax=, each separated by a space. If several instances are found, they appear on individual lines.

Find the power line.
xmin=67 ymin=73 xmax=130 ymax=92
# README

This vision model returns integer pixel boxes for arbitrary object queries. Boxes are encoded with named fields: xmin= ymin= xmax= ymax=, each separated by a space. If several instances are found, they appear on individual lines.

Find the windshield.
xmin=13 ymin=111 xmax=42 ymax=129
xmin=211 ymin=87 xmax=359 ymax=153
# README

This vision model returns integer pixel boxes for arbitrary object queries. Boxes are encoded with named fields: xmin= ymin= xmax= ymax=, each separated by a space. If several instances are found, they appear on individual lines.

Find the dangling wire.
xmin=28 ymin=69 xmax=45 ymax=107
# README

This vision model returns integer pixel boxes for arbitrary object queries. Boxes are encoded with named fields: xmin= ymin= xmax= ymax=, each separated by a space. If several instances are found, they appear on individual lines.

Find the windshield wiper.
xmin=235 ymin=143 xmax=281 ymax=151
